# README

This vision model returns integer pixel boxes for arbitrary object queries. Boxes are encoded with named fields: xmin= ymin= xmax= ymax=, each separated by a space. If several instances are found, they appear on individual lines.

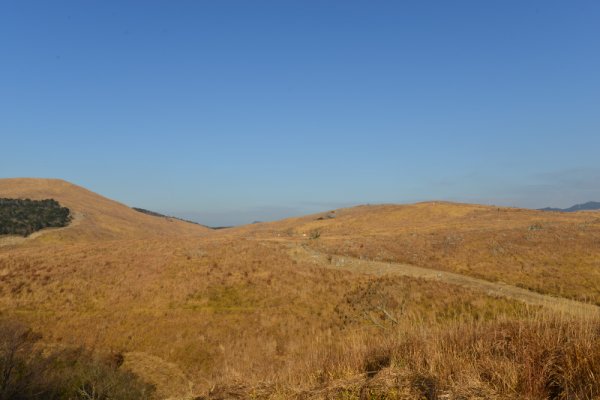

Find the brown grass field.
xmin=235 ymin=203 xmax=600 ymax=305
xmin=2 ymin=179 xmax=600 ymax=399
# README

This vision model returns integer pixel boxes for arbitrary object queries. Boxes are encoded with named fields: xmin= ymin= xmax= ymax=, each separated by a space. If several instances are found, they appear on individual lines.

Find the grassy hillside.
xmin=2 ymin=236 xmax=599 ymax=399
xmin=2 ymin=181 xmax=600 ymax=398
xmin=0 ymin=178 xmax=210 ymax=242
xmin=233 ymin=202 xmax=600 ymax=304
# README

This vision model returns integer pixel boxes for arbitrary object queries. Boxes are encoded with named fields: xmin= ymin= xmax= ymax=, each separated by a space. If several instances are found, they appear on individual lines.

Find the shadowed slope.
xmin=0 ymin=178 xmax=210 ymax=242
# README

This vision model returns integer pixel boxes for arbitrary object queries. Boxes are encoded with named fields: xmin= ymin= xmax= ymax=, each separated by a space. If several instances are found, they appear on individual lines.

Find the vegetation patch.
xmin=0 ymin=198 xmax=71 ymax=237
xmin=132 ymin=207 xmax=214 ymax=227
xmin=184 ymin=284 xmax=259 ymax=312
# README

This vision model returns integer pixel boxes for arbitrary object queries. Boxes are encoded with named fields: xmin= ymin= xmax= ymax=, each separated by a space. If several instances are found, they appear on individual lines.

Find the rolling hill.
xmin=0 ymin=178 xmax=210 ymax=243
xmin=2 ymin=180 xmax=600 ymax=399
xmin=231 ymin=201 xmax=600 ymax=303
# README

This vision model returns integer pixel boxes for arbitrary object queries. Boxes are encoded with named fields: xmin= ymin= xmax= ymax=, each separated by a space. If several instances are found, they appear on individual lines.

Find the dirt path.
xmin=293 ymin=244 xmax=600 ymax=316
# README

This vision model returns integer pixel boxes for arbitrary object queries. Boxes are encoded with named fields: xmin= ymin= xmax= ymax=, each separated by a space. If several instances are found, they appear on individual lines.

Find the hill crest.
xmin=0 ymin=178 xmax=209 ymax=242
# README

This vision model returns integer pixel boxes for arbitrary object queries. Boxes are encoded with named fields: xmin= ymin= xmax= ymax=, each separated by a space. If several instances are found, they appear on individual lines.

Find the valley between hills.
xmin=2 ymin=178 xmax=600 ymax=399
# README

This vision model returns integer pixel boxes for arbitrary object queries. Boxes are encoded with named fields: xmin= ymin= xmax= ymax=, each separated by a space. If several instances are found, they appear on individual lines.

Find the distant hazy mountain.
xmin=540 ymin=201 xmax=600 ymax=212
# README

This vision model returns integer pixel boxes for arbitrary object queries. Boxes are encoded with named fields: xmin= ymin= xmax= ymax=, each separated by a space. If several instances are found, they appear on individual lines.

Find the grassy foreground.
xmin=2 ymin=179 xmax=600 ymax=399
xmin=3 ymin=238 xmax=600 ymax=399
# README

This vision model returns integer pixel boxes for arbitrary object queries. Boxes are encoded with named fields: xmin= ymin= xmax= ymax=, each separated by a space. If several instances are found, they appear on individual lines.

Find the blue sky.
xmin=1 ymin=1 xmax=599 ymax=226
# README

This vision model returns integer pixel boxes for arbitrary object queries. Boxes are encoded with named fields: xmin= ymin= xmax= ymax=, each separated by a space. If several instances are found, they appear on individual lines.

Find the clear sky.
xmin=1 ymin=1 xmax=599 ymax=226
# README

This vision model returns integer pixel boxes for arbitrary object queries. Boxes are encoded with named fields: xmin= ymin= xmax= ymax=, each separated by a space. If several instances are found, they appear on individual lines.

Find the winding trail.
xmin=293 ymin=244 xmax=600 ymax=316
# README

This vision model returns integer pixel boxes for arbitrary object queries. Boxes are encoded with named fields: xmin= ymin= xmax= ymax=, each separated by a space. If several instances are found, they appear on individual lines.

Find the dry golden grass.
xmin=4 ymin=236 xmax=600 ymax=399
xmin=232 ymin=202 xmax=600 ymax=304
xmin=0 ymin=178 xmax=209 ymax=243
xmin=2 ymin=180 xmax=600 ymax=399
xmin=0 ymin=234 xmax=520 ymax=386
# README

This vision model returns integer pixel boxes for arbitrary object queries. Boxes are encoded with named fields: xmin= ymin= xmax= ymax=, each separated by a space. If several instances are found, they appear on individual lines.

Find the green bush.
xmin=0 ymin=198 xmax=71 ymax=237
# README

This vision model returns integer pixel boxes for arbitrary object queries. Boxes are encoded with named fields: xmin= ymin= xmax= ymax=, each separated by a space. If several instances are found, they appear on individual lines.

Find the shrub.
xmin=0 ymin=198 xmax=71 ymax=237
xmin=309 ymin=229 xmax=321 ymax=240
xmin=0 ymin=319 xmax=155 ymax=400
